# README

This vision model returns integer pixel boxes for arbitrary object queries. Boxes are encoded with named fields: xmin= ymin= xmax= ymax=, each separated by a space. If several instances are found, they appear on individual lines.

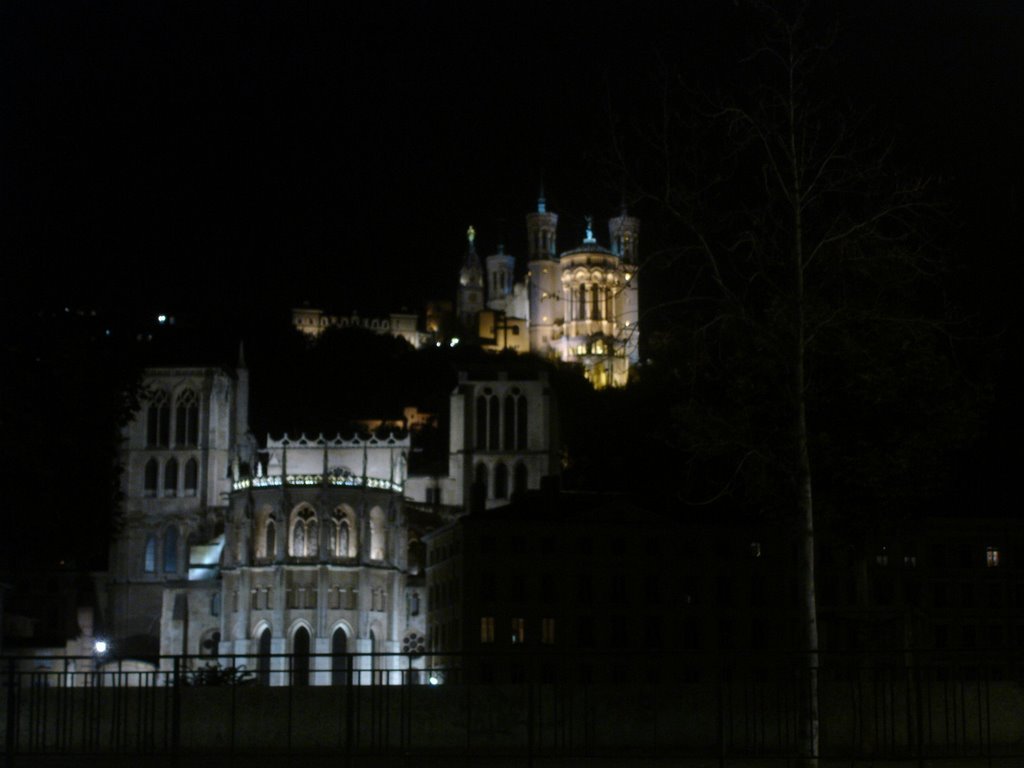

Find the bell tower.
xmin=526 ymin=184 xmax=560 ymax=357
xmin=457 ymin=225 xmax=485 ymax=331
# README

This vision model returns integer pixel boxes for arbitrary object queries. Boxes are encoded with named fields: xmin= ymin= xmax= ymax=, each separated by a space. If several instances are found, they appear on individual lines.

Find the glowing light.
xmin=94 ymin=640 xmax=109 ymax=655
xmin=436 ymin=341 xmax=442 ymax=348
xmin=449 ymin=338 xmax=460 ymax=347
xmin=157 ymin=314 xmax=167 ymax=324
xmin=428 ymin=672 xmax=443 ymax=686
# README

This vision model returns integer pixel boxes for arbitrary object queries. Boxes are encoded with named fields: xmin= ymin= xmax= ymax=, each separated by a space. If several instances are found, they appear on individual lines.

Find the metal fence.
xmin=3 ymin=649 xmax=1023 ymax=766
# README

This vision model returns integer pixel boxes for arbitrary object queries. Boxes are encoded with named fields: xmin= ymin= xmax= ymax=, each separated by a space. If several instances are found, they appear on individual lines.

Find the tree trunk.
xmin=789 ymin=52 xmax=820 ymax=765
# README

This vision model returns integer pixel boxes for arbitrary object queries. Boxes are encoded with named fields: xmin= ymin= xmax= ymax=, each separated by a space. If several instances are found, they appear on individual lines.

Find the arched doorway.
xmin=256 ymin=628 xmax=271 ymax=686
xmin=331 ymin=627 xmax=348 ymax=685
xmin=292 ymin=626 xmax=310 ymax=686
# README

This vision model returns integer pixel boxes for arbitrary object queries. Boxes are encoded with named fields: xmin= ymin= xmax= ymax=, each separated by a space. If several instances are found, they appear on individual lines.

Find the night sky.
xmin=4 ymin=1 xmax=1022 ymax=333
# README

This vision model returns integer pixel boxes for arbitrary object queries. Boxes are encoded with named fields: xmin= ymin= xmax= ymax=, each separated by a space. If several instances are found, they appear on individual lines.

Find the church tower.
xmin=526 ymin=186 xmax=560 ymax=357
xmin=457 ymin=226 xmax=484 ymax=331
xmin=485 ymin=241 xmax=515 ymax=311
xmin=608 ymin=205 xmax=640 ymax=366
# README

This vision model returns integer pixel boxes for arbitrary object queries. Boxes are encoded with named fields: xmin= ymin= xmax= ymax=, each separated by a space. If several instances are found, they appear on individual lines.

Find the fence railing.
xmin=3 ymin=649 xmax=1022 ymax=765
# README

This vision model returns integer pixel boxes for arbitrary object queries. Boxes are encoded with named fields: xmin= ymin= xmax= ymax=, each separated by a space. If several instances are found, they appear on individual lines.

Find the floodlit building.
xmin=459 ymin=193 xmax=641 ymax=388
xmin=97 ymin=353 xmax=559 ymax=682
xmin=295 ymin=193 xmax=642 ymax=389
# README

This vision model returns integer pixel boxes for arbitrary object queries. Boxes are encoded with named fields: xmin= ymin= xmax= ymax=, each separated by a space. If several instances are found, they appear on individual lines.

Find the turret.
xmin=608 ymin=204 xmax=640 ymax=263
xmin=457 ymin=225 xmax=485 ymax=330
xmin=525 ymin=184 xmax=558 ymax=261
xmin=526 ymin=186 xmax=560 ymax=356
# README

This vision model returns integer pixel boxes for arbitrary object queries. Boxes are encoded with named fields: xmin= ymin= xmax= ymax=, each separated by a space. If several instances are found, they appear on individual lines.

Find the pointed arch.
xmin=163 ymin=525 xmax=179 ymax=574
xmin=516 ymin=394 xmax=528 ymax=450
xmin=488 ymin=396 xmax=500 ymax=449
xmin=475 ymin=395 xmax=487 ymax=449
xmin=291 ymin=625 xmax=311 ymax=686
xmin=330 ymin=504 xmax=357 ymax=558
xmin=503 ymin=394 xmax=515 ymax=449
xmin=163 ymin=457 xmax=178 ymax=497
xmin=183 ymin=458 xmax=198 ymax=496
xmin=255 ymin=625 xmax=272 ymax=686
xmin=289 ymin=504 xmax=318 ymax=558
xmin=144 ymin=458 xmax=158 ymax=497
xmin=146 ymin=389 xmax=170 ymax=447
xmin=143 ymin=535 xmax=157 ymax=573
xmin=494 ymin=462 xmax=509 ymax=499
xmin=174 ymin=388 xmax=199 ymax=447
xmin=331 ymin=625 xmax=349 ymax=686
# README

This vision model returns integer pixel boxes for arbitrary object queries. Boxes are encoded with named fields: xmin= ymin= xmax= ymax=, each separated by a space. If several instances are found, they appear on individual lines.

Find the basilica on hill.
xmin=295 ymin=191 xmax=642 ymax=389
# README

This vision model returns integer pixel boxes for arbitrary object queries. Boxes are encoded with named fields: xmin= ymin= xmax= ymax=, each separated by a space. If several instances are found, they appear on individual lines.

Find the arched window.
xmin=163 ymin=526 xmax=179 ymax=574
xmin=488 ymin=396 xmax=499 ymax=449
xmin=494 ymin=462 xmax=509 ymax=499
xmin=257 ymin=628 xmax=272 ymax=686
xmin=516 ymin=395 xmax=528 ymax=450
xmin=290 ymin=505 xmax=318 ymax=558
xmin=513 ymin=462 xmax=529 ymax=497
xmin=330 ymin=505 xmax=356 ymax=558
xmin=474 ymin=462 xmax=489 ymax=499
xmin=331 ymin=627 xmax=349 ymax=686
xmin=475 ymin=395 xmax=487 ymax=449
xmin=503 ymin=394 xmax=515 ymax=449
xmin=143 ymin=535 xmax=157 ymax=573
xmin=163 ymin=457 xmax=178 ymax=497
xmin=174 ymin=389 xmax=199 ymax=447
xmin=144 ymin=459 xmax=158 ymax=497
xmin=369 ymin=507 xmax=386 ymax=561
xmin=577 ymin=284 xmax=587 ymax=320
xmin=292 ymin=626 xmax=310 ymax=686
xmin=183 ymin=458 xmax=198 ymax=496
xmin=146 ymin=390 xmax=170 ymax=447
xmin=591 ymin=284 xmax=601 ymax=320
xmin=407 ymin=539 xmax=424 ymax=575
xmin=264 ymin=520 xmax=276 ymax=560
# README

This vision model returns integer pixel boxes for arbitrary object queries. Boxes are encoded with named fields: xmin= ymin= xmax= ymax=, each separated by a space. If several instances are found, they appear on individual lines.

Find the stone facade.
xmin=101 ymin=358 xmax=558 ymax=682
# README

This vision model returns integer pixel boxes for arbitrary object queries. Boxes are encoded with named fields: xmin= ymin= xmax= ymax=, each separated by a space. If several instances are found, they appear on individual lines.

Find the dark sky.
xmin=3 ymin=1 xmax=1023 ymax=330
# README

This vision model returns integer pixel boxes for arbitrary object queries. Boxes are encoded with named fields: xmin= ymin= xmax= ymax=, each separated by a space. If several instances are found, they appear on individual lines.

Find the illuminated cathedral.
xmin=459 ymin=192 xmax=640 ymax=389
xmin=296 ymin=193 xmax=641 ymax=389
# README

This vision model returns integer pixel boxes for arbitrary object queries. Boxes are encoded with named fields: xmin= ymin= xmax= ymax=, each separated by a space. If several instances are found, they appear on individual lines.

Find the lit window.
xmin=511 ymin=617 xmax=526 ymax=644
xmin=183 ymin=458 xmax=198 ymax=496
xmin=174 ymin=389 xmax=199 ymax=447
xmin=163 ymin=526 xmax=178 ymax=573
xmin=143 ymin=535 xmax=157 ymax=573
xmin=987 ymin=547 xmax=1000 ymax=568
xmin=875 ymin=547 xmax=889 ymax=567
xmin=541 ymin=618 xmax=556 ymax=645
xmin=480 ymin=617 xmax=495 ymax=643
xmin=290 ymin=505 xmax=318 ymax=558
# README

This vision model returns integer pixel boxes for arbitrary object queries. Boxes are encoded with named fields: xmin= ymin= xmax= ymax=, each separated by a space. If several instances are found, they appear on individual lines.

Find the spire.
xmin=537 ymin=177 xmax=546 ymax=213
xmin=467 ymin=225 xmax=476 ymax=246
xmin=236 ymin=340 xmax=247 ymax=369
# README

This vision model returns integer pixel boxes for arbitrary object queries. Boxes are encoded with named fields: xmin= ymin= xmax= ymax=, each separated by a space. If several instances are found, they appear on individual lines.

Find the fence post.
xmin=344 ymin=653 xmax=354 ymax=768
xmin=5 ymin=657 xmax=16 ymax=768
xmin=170 ymin=656 xmax=181 ymax=768
xmin=717 ymin=662 xmax=725 ymax=768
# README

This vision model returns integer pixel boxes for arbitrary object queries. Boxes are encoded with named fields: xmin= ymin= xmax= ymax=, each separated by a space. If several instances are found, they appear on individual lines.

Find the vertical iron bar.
xmin=171 ymin=656 xmax=181 ymax=768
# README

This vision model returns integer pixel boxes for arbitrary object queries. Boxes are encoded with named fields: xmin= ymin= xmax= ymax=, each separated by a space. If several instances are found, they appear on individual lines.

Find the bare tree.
xmin=617 ymin=13 xmax=962 ymax=764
